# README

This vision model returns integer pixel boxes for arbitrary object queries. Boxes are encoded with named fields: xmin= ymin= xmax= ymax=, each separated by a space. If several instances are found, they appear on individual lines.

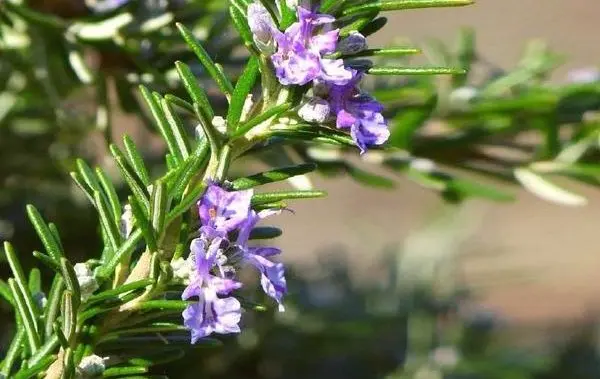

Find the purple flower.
xmin=248 ymin=2 xmax=281 ymax=55
xmin=198 ymin=184 xmax=253 ymax=234
xmin=237 ymin=210 xmax=287 ymax=311
xmin=182 ymin=233 xmax=242 ymax=342
xmin=265 ymin=4 xmax=355 ymax=86
xmin=327 ymin=74 xmax=389 ymax=153
xmin=183 ymin=289 xmax=242 ymax=343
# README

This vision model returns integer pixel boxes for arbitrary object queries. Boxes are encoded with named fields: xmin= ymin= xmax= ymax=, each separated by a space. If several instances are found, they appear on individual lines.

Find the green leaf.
xmin=26 ymin=205 xmax=65 ymax=261
xmin=14 ymin=354 xmax=55 ymax=379
xmin=0 ymin=279 xmax=14 ymax=306
xmin=150 ymin=181 xmax=168 ymax=239
xmin=166 ymin=182 xmax=207 ymax=224
xmin=53 ymin=322 xmax=69 ymax=349
xmin=164 ymin=94 xmax=195 ymax=115
xmin=44 ymin=277 xmax=64 ymax=339
xmin=446 ymin=178 xmax=514 ymax=202
xmin=123 ymin=135 xmax=151 ymax=187
xmin=161 ymin=98 xmax=192 ymax=161
xmin=127 ymin=349 xmax=185 ymax=367
xmin=229 ymin=4 xmax=253 ymax=47
xmin=232 ymin=103 xmax=291 ymax=138
xmin=349 ymin=47 xmax=421 ymax=58
xmin=61 ymin=290 xmax=77 ymax=341
xmin=136 ymin=300 xmax=188 ymax=311
xmin=251 ymin=190 xmax=327 ymax=205
xmin=5 ymin=242 xmax=40 ymax=335
xmin=94 ymin=190 xmax=122 ymax=254
xmin=168 ymin=140 xmax=210 ymax=200
xmin=0 ymin=325 xmax=24 ymax=377
xmin=174 ymin=61 xmax=215 ymax=120
xmin=32 ymin=251 xmax=61 ymax=273
xmin=176 ymin=23 xmax=234 ymax=100
xmin=8 ymin=279 xmax=40 ymax=353
xmin=139 ymin=86 xmax=185 ymax=165
xmin=193 ymin=103 xmax=222 ymax=162
xmin=366 ymin=66 xmax=466 ymax=75
xmin=86 ymin=279 xmax=153 ymax=305
xmin=60 ymin=259 xmax=81 ymax=311
xmin=343 ymin=0 xmax=473 ymax=16
xmin=28 ymin=268 xmax=41 ymax=295
xmin=231 ymin=163 xmax=317 ymax=190
xmin=95 ymin=168 xmax=122 ymax=224
xmin=129 ymin=196 xmax=158 ymax=252
xmin=389 ymin=95 xmax=437 ymax=149
xmin=27 ymin=335 xmax=59 ymax=369
xmin=97 ymin=229 xmax=143 ymax=281
xmin=110 ymin=144 xmax=151 ymax=213
xmin=227 ymin=56 xmax=260 ymax=130
xmin=103 ymin=366 xmax=148 ymax=377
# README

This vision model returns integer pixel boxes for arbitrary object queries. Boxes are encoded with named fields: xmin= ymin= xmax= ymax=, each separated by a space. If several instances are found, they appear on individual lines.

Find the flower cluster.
xmin=248 ymin=2 xmax=390 ymax=154
xmin=181 ymin=184 xmax=286 ymax=343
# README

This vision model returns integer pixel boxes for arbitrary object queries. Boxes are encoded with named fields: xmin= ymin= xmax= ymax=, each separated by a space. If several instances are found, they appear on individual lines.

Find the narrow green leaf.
xmin=60 ymin=259 xmax=81 ymax=310
xmin=77 ymin=159 xmax=101 ymax=192
xmin=94 ymin=191 xmax=122 ymax=254
xmin=193 ymin=103 xmax=222 ymax=163
xmin=136 ymin=300 xmax=188 ymax=311
xmin=176 ymin=23 xmax=234 ymax=100
xmin=228 ymin=56 xmax=260 ymax=130
xmin=0 ymin=279 xmax=14 ymax=305
xmin=231 ymin=163 xmax=317 ymax=190
xmin=0 ymin=325 xmax=24 ymax=377
xmin=123 ymin=135 xmax=151 ymax=186
xmin=343 ymin=0 xmax=473 ymax=15
xmin=251 ymin=190 xmax=327 ymax=205
xmin=168 ymin=140 xmax=210 ymax=200
xmin=48 ymin=224 xmax=65 ymax=258
xmin=44 ymin=277 xmax=64 ymax=339
xmin=150 ymin=181 xmax=168 ymax=238
xmin=129 ymin=196 xmax=158 ymax=252
xmin=160 ymin=98 xmax=191 ymax=160
xmin=174 ymin=61 xmax=215 ymax=119
xmin=5 ymin=242 xmax=39 ymax=334
xmin=229 ymin=4 xmax=253 ymax=47
xmin=97 ymin=229 xmax=143 ymax=280
xmin=139 ymin=86 xmax=184 ymax=165
xmin=366 ymin=66 xmax=466 ymax=75
xmin=28 ymin=335 xmax=59 ymax=369
xmin=349 ymin=47 xmax=421 ymax=58
xmin=164 ymin=94 xmax=195 ymax=115
xmin=28 ymin=268 xmax=41 ymax=295
xmin=26 ymin=205 xmax=64 ymax=261
xmin=86 ymin=279 xmax=153 ymax=305
xmin=14 ymin=354 xmax=55 ymax=379
xmin=61 ymin=290 xmax=76 ymax=341
xmin=127 ymin=349 xmax=185 ymax=367
xmin=33 ymin=251 xmax=61 ymax=273
xmin=110 ymin=145 xmax=150 ymax=213
xmin=53 ymin=322 xmax=69 ymax=349
xmin=8 ymin=279 xmax=40 ymax=353
xmin=166 ymin=183 xmax=207 ymax=224
xmin=103 ymin=366 xmax=148 ymax=377
xmin=232 ymin=103 xmax=291 ymax=138
xmin=70 ymin=172 xmax=95 ymax=205
xmin=96 ymin=168 xmax=122 ymax=224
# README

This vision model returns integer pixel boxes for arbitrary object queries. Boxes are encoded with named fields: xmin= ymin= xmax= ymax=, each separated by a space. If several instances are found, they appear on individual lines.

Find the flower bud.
xmin=76 ymin=355 xmax=107 ymax=378
xmin=74 ymin=263 xmax=99 ymax=301
xmin=337 ymin=32 xmax=367 ymax=55
xmin=298 ymin=97 xmax=331 ymax=123
xmin=248 ymin=3 xmax=279 ymax=55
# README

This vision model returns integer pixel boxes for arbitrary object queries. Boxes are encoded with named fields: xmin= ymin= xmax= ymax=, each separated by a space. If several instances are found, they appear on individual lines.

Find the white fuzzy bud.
xmin=298 ymin=98 xmax=331 ymax=123
xmin=74 ymin=263 xmax=99 ymax=301
xmin=212 ymin=116 xmax=228 ymax=134
xmin=171 ymin=258 xmax=192 ymax=282
xmin=119 ymin=204 xmax=134 ymax=239
xmin=76 ymin=355 xmax=107 ymax=378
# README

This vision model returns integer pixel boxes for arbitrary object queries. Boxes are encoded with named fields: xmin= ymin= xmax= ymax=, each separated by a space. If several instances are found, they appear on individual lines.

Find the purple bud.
xmin=248 ymin=2 xmax=280 ymax=55
xmin=337 ymin=32 xmax=367 ymax=55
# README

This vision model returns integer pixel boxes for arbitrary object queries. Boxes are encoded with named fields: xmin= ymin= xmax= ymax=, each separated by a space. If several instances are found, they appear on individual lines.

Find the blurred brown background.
xmin=276 ymin=0 xmax=600 ymax=327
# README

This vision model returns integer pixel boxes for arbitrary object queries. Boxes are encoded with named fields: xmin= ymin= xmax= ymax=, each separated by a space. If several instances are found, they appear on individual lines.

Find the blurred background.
xmin=2 ymin=0 xmax=600 ymax=378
